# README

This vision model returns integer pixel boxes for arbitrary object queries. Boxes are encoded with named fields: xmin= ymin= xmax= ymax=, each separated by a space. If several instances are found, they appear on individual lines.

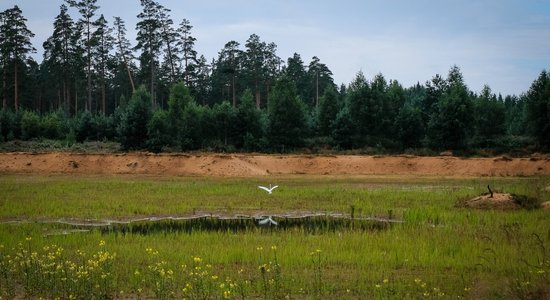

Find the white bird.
xmin=258 ymin=184 xmax=278 ymax=194
xmin=258 ymin=216 xmax=278 ymax=226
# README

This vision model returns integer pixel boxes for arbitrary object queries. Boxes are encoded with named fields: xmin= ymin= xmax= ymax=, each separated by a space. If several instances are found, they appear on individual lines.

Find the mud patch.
xmin=458 ymin=193 xmax=541 ymax=210
xmin=459 ymin=193 xmax=520 ymax=210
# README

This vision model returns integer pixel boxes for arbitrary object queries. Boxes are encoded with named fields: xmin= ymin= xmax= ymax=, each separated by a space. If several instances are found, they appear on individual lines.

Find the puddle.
xmin=1 ymin=213 xmax=402 ymax=235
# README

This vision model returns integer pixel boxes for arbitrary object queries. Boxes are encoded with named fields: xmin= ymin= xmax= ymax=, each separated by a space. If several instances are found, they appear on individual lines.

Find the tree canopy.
xmin=0 ymin=3 xmax=547 ymax=154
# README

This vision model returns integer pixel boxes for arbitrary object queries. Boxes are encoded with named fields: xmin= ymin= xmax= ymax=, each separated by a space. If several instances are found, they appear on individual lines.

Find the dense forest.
xmin=0 ymin=1 xmax=549 ymax=154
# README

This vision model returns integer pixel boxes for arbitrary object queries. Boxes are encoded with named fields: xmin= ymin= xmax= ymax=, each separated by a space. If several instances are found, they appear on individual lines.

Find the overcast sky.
xmin=3 ymin=0 xmax=550 ymax=96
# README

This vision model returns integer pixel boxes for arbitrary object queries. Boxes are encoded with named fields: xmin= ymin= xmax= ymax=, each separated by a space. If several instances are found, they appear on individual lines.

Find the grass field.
xmin=0 ymin=174 xmax=549 ymax=299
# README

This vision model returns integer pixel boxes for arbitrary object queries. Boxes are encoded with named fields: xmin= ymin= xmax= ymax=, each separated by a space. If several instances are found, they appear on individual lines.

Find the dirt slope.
xmin=0 ymin=152 xmax=549 ymax=177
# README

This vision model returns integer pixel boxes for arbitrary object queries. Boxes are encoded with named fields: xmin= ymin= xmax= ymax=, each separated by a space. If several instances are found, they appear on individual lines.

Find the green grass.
xmin=1 ymin=174 xmax=549 ymax=299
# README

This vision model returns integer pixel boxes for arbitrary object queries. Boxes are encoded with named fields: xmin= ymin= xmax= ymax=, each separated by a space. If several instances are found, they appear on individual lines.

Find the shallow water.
xmin=1 ymin=213 xmax=402 ymax=235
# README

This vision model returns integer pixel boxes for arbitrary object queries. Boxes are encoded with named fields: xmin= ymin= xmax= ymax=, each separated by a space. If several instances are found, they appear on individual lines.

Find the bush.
xmin=117 ymin=86 xmax=152 ymax=150
xmin=92 ymin=114 xmax=115 ymax=140
xmin=512 ymin=194 xmax=541 ymax=210
xmin=146 ymin=110 xmax=170 ymax=153
xmin=40 ymin=111 xmax=64 ymax=139
xmin=20 ymin=111 xmax=41 ymax=140
xmin=74 ymin=111 xmax=94 ymax=142
xmin=0 ymin=109 xmax=17 ymax=141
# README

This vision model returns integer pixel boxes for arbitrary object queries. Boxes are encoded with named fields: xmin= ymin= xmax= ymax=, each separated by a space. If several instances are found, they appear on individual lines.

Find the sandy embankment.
xmin=0 ymin=152 xmax=548 ymax=177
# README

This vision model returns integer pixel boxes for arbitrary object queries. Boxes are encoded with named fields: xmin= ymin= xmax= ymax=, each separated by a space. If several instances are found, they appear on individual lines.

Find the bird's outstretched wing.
xmin=258 ymin=186 xmax=270 ymax=193
xmin=258 ymin=216 xmax=277 ymax=226
xmin=271 ymin=185 xmax=279 ymax=191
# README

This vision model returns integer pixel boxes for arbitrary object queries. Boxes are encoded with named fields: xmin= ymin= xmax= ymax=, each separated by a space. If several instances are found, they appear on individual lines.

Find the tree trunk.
xmin=166 ymin=41 xmax=175 ymax=85
xmin=126 ymin=63 xmax=136 ymax=93
xmin=74 ymin=79 xmax=78 ymax=115
xmin=57 ymin=88 xmax=61 ymax=111
xmin=232 ymin=74 xmax=236 ymax=107
xmin=2 ymin=65 xmax=6 ymax=109
xmin=101 ymin=54 xmax=106 ymax=115
xmin=63 ymin=79 xmax=67 ymax=114
xmin=86 ymin=18 xmax=92 ymax=112
xmin=255 ymin=80 xmax=260 ymax=109
xmin=101 ymin=75 xmax=106 ymax=115
xmin=116 ymin=30 xmax=135 ymax=93
xmin=14 ymin=60 xmax=18 ymax=112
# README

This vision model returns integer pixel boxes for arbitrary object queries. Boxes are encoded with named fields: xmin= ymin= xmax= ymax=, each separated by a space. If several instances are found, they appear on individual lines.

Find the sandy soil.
xmin=460 ymin=193 xmax=521 ymax=210
xmin=0 ymin=152 xmax=549 ymax=177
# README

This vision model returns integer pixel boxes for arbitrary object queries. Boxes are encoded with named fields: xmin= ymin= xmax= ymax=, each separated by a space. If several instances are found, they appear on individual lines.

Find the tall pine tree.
xmin=0 ymin=5 xmax=35 ymax=111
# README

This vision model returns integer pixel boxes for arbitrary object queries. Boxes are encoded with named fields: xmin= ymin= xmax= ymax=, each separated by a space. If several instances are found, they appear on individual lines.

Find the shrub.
xmin=20 ymin=111 xmax=41 ymax=140
xmin=75 ymin=111 xmax=94 ymax=142
xmin=92 ymin=114 xmax=115 ymax=140
xmin=0 ymin=109 xmax=16 ymax=141
xmin=511 ymin=194 xmax=541 ymax=210
xmin=117 ymin=86 xmax=152 ymax=150
xmin=40 ymin=111 xmax=64 ymax=139
xmin=146 ymin=110 xmax=170 ymax=153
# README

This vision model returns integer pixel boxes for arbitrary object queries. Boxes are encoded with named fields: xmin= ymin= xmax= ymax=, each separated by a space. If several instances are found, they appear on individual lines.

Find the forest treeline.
xmin=0 ymin=1 xmax=549 ymax=153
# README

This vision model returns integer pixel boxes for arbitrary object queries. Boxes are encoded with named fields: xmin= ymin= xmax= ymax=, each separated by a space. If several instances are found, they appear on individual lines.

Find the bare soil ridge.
xmin=0 ymin=152 xmax=549 ymax=177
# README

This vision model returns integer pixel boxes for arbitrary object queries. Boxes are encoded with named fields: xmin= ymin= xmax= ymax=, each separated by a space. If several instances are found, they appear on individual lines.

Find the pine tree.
xmin=136 ymin=0 xmax=163 ymax=108
xmin=0 ymin=5 xmax=35 ymax=111
xmin=211 ymin=41 xmax=241 ymax=106
xmin=267 ymin=75 xmax=307 ymax=150
xmin=427 ymin=66 xmax=473 ymax=149
xmin=242 ymin=34 xmax=281 ymax=109
xmin=157 ymin=4 xmax=178 ymax=85
xmin=307 ymin=56 xmax=335 ymax=109
xmin=283 ymin=53 xmax=308 ymax=103
xmin=524 ymin=70 xmax=550 ymax=147
xmin=92 ymin=14 xmax=114 ymax=114
xmin=43 ymin=4 xmax=75 ymax=114
xmin=65 ymin=0 xmax=99 ymax=112
xmin=317 ymin=86 xmax=339 ymax=136
xmin=177 ymin=18 xmax=197 ymax=87
xmin=113 ymin=17 xmax=136 ymax=93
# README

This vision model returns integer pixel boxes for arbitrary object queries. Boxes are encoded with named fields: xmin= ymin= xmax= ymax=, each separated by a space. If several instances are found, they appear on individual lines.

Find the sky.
xmin=3 ymin=0 xmax=550 ymax=96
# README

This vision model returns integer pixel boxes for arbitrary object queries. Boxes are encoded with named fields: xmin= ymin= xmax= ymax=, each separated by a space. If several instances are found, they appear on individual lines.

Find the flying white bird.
xmin=258 ymin=216 xmax=278 ymax=226
xmin=258 ymin=184 xmax=279 ymax=194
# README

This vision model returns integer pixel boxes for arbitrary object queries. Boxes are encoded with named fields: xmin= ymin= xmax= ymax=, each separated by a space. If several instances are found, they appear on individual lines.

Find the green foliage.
xmin=234 ymin=89 xmax=264 ymax=151
xmin=331 ymin=106 xmax=354 ymax=148
xmin=0 ymin=108 xmax=17 ymax=141
xmin=92 ymin=114 xmax=115 ymax=140
xmin=317 ymin=86 xmax=339 ymax=136
xmin=167 ymin=83 xmax=193 ymax=148
xmin=267 ymin=76 xmax=308 ymax=151
xmin=347 ymin=71 xmax=370 ymax=140
xmin=471 ymin=85 xmax=506 ymax=147
xmin=511 ymin=194 xmax=541 ymax=210
xmin=20 ymin=110 xmax=40 ymax=140
xmin=209 ymin=101 xmax=236 ymax=150
xmin=181 ymin=102 xmax=205 ymax=150
xmin=40 ymin=111 xmax=64 ymax=140
xmin=0 ymin=0 xmax=545 ymax=154
xmin=395 ymin=104 xmax=424 ymax=148
xmin=116 ymin=86 xmax=152 ymax=150
xmin=524 ymin=70 xmax=550 ymax=147
xmin=147 ymin=109 xmax=170 ymax=153
xmin=74 ymin=111 xmax=93 ymax=142
xmin=427 ymin=66 xmax=474 ymax=150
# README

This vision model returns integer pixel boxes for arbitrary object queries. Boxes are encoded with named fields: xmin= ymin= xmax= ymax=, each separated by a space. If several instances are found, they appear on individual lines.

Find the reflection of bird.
xmin=258 ymin=216 xmax=278 ymax=226
xmin=258 ymin=184 xmax=278 ymax=194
